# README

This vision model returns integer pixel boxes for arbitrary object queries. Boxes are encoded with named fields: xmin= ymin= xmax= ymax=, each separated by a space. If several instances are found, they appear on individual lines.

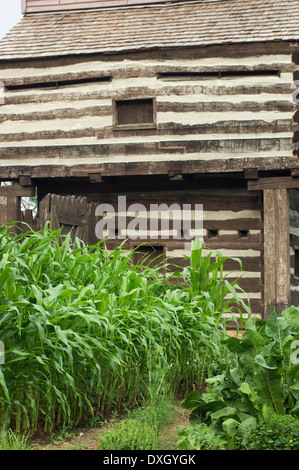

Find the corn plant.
xmin=184 ymin=238 xmax=251 ymax=322
xmin=0 ymin=224 xmax=248 ymax=434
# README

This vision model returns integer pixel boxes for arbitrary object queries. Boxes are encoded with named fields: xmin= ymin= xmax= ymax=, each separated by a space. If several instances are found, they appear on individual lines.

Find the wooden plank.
xmin=24 ymin=0 xmax=170 ymax=14
xmin=0 ymin=185 xmax=35 ymax=197
xmin=244 ymin=168 xmax=259 ymax=180
xmin=19 ymin=175 xmax=32 ymax=186
xmin=275 ymin=188 xmax=290 ymax=310
xmin=248 ymin=177 xmax=299 ymax=191
xmin=0 ymin=155 xmax=296 ymax=181
xmin=38 ymin=193 xmax=51 ymax=230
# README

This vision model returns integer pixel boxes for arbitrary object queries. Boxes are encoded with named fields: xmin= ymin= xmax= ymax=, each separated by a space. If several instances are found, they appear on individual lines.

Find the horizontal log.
xmin=3 ymin=83 xmax=293 ymax=106
xmin=0 ymin=156 xmax=297 ymax=179
xmin=0 ymin=41 xmax=294 ymax=70
xmin=2 ymin=63 xmax=294 ymax=88
xmin=0 ymin=185 xmax=35 ymax=197
xmin=0 ymin=137 xmax=292 ymax=156
xmin=0 ymin=120 xmax=293 ymax=142
xmin=96 ymin=120 xmax=293 ymax=139
xmin=2 ymin=100 xmax=293 ymax=124
xmin=248 ymin=176 xmax=299 ymax=190
xmin=0 ymin=105 xmax=112 ymax=122
xmin=156 ymin=100 xmax=294 ymax=113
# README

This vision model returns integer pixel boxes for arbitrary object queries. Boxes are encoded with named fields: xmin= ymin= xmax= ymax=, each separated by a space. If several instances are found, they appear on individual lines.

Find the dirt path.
xmin=32 ymin=404 xmax=191 ymax=451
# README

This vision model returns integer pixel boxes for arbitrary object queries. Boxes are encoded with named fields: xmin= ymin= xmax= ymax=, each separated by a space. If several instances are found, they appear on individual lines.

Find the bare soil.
xmin=31 ymin=404 xmax=191 ymax=451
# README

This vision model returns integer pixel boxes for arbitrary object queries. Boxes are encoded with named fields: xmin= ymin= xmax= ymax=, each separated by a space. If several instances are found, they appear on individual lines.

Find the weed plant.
xmin=0 ymin=224 xmax=247 ymax=434
xmin=0 ymin=429 xmax=31 ymax=450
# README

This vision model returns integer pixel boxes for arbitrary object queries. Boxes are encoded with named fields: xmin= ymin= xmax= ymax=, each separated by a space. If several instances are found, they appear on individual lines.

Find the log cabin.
xmin=0 ymin=0 xmax=299 ymax=323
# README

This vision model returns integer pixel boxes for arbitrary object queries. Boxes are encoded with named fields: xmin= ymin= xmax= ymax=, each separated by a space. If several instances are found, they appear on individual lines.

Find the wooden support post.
xmin=0 ymin=196 xmax=6 ymax=226
xmin=0 ymin=183 xmax=32 ymax=232
xmin=263 ymin=188 xmax=290 ymax=318
xmin=264 ymin=189 xmax=276 ymax=316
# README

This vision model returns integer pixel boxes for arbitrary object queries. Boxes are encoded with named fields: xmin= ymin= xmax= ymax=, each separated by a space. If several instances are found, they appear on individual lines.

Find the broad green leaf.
xmin=237 ymin=417 xmax=257 ymax=436
xmin=222 ymin=418 xmax=238 ymax=438
xmin=210 ymin=406 xmax=239 ymax=422
xmin=255 ymin=354 xmax=278 ymax=370
xmin=282 ymin=306 xmax=299 ymax=330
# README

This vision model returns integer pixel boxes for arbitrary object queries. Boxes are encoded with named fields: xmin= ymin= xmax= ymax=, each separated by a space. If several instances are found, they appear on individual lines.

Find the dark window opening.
xmin=157 ymin=70 xmax=280 ymax=81
xmin=239 ymin=230 xmax=249 ymax=239
xmin=133 ymin=245 xmax=164 ymax=268
xmin=5 ymin=76 xmax=112 ymax=91
xmin=115 ymin=98 xmax=155 ymax=127
xmin=207 ymin=230 xmax=218 ymax=239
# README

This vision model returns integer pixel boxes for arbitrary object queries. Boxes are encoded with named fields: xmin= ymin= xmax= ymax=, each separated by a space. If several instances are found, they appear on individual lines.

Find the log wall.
xmin=0 ymin=45 xmax=297 ymax=175
xmin=1 ymin=43 xmax=298 ymax=320
xmin=37 ymin=185 xmax=263 ymax=320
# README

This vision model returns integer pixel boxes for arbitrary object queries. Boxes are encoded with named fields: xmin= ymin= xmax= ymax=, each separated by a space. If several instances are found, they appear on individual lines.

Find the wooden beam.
xmin=0 ymin=185 xmax=35 ymax=197
xmin=264 ymin=189 xmax=276 ymax=315
xmin=275 ymin=189 xmax=290 ymax=312
xmin=89 ymin=173 xmax=103 ymax=183
xmin=244 ymin=168 xmax=259 ymax=180
xmin=248 ymin=176 xmax=299 ymax=191
xmin=18 ymin=175 xmax=32 ymax=187
xmin=0 ymin=156 xmax=298 ymax=180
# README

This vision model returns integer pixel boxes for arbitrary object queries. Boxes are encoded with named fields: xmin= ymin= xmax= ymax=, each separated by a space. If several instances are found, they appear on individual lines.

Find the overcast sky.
xmin=0 ymin=0 xmax=23 ymax=40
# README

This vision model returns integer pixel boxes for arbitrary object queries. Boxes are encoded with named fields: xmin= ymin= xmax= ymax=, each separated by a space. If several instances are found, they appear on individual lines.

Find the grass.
xmin=0 ymin=429 xmax=31 ymax=450
xmin=97 ymin=383 xmax=179 ymax=451
xmin=0 ymin=223 xmax=249 ymax=437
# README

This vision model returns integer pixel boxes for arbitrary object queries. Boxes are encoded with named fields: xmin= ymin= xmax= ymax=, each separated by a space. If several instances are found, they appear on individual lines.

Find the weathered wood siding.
xmin=23 ymin=0 xmax=166 ymax=13
xmin=0 ymin=46 xmax=297 ymax=174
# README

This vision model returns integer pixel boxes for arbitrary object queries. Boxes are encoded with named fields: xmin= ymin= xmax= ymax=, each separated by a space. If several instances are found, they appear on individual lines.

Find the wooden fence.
xmin=38 ymin=193 xmax=98 ymax=245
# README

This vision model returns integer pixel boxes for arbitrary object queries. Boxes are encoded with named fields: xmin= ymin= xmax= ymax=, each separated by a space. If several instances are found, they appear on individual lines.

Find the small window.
xmin=207 ymin=230 xmax=218 ymax=239
xmin=5 ymin=76 xmax=112 ymax=91
xmin=114 ymin=98 xmax=155 ymax=128
xmin=157 ymin=70 xmax=280 ymax=81
xmin=239 ymin=230 xmax=249 ymax=239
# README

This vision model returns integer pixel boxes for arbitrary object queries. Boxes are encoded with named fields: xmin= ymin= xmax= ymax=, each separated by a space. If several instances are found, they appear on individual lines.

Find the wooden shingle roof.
xmin=0 ymin=0 xmax=299 ymax=60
